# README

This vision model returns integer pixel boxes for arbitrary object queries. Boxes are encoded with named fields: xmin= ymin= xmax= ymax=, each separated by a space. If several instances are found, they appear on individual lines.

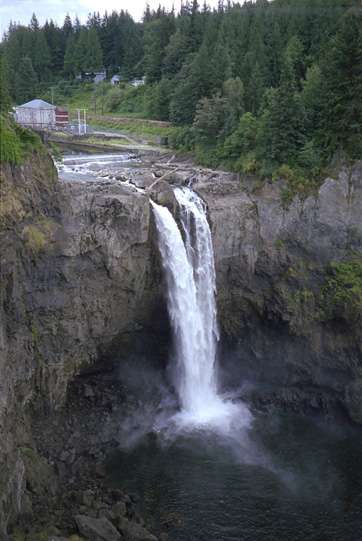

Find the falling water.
xmin=152 ymin=187 xmax=246 ymax=427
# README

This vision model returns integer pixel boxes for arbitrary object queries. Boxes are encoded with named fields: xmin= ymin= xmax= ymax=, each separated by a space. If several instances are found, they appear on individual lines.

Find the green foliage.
xmin=32 ymin=30 xmax=51 ymax=81
xmin=314 ymin=9 xmax=362 ymax=161
xmin=103 ymin=86 xmax=124 ymax=112
xmin=257 ymin=60 xmax=306 ymax=172
xmin=22 ymin=225 xmax=47 ymax=253
xmin=1 ymin=0 xmax=360 ymax=175
xmin=168 ymin=125 xmax=196 ymax=152
xmin=144 ymin=13 xmax=176 ymax=83
xmin=15 ymin=56 xmax=38 ymax=103
xmin=273 ymin=164 xmax=322 ymax=207
xmin=73 ymin=27 xmax=103 ymax=73
xmin=322 ymin=258 xmax=362 ymax=324
xmin=0 ymin=116 xmax=22 ymax=164
xmin=220 ymin=112 xmax=258 ymax=170
xmin=0 ymin=53 xmax=11 ymax=113
xmin=194 ymin=94 xmax=226 ymax=143
xmin=0 ymin=116 xmax=42 ymax=164
xmin=22 ymin=217 xmax=57 ymax=254
xmin=63 ymin=34 xmax=77 ymax=77
xmin=144 ymin=78 xmax=175 ymax=120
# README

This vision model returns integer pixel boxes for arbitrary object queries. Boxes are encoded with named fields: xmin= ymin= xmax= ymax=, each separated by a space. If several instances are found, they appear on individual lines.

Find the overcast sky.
xmin=0 ymin=0 xmax=219 ymax=38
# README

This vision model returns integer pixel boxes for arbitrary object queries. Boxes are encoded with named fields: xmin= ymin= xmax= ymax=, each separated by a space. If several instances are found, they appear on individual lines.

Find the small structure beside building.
xmin=15 ymin=99 xmax=56 ymax=130
xmin=55 ymin=107 xmax=69 ymax=128
xmin=93 ymin=70 xmax=107 ymax=84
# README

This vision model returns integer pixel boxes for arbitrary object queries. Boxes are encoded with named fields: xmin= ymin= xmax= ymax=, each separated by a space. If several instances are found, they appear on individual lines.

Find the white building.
xmin=15 ymin=99 xmax=56 ymax=130
xmin=93 ymin=70 xmax=107 ymax=84
xmin=130 ymin=77 xmax=145 ymax=87
xmin=111 ymin=74 xmax=122 ymax=85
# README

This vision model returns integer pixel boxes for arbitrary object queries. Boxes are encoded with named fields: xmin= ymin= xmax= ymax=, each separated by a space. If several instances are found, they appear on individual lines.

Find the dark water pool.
xmin=107 ymin=411 xmax=362 ymax=541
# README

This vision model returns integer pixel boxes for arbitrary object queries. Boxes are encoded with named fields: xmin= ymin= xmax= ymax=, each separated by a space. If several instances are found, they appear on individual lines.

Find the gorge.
xmin=0 ymin=148 xmax=362 ymax=539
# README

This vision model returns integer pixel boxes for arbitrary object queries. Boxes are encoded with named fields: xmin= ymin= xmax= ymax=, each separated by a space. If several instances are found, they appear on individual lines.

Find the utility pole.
xmin=77 ymin=109 xmax=81 ymax=135
xmin=83 ymin=109 xmax=87 ymax=135
xmin=50 ymin=86 xmax=55 ymax=104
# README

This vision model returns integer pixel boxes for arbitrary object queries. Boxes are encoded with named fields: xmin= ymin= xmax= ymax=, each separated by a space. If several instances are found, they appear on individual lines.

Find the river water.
xmin=107 ymin=412 xmax=362 ymax=541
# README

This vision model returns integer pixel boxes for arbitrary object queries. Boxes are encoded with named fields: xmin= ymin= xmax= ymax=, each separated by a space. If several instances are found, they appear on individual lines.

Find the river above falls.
xmin=56 ymin=150 xmax=141 ymax=183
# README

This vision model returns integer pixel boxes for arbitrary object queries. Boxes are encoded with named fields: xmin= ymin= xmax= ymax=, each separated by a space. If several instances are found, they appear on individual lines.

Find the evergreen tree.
xmin=63 ymin=34 xmax=77 ymax=77
xmin=221 ymin=112 xmax=258 ymax=165
xmin=85 ymin=27 xmax=103 ymax=71
xmin=143 ymin=12 xmax=175 ymax=83
xmin=257 ymin=58 xmax=305 ymax=172
xmin=316 ymin=8 xmax=362 ymax=161
xmin=163 ymin=29 xmax=191 ymax=76
xmin=29 ymin=13 xmax=40 ymax=32
xmin=33 ymin=31 xmax=51 ymax=81
xmin=73 ymin=28 xmax=89 ymax=73
xmin=3 ymin=26 xmax=22 ymax=95
xmin=15 ymin=56 xmax=38 ymax=103
xmin=62 ymin=14 xmax=73 ymax=41
xmin=193 ymin=93 xmax=227 ymax=143
xmin=73 ymin=27 xmax=103 ymax=73
xmin=222 ymin=77 xmax=244 ymax=136
xmin=43 ymin=20 xmax=64 ymax=75
xmin=0 ymin=53 xmax=12 ymax=113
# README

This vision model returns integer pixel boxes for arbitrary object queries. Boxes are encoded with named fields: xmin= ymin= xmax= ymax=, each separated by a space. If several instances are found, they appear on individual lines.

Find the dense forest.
xmin=1 ymin=0 xmax=361 ymax=183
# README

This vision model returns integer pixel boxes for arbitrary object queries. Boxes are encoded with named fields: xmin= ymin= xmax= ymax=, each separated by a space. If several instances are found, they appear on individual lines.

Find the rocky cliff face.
xmin=194 ymin=163 xmax=362 ymax=423
xmin=1 ymin=148 xmax=361 ymax=536
xmin=0 ymin=153 xmax=166 ymax=536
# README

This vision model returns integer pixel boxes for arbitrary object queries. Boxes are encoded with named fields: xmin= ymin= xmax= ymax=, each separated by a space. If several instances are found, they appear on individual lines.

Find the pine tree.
xmin=62 ymin=14 xmax=73 ymax=41
xmin=222 ymin=77 xmax=244 ymax=136
xmin=63 ymin=34 xmax=77 ymax=77
xmin=257 ymin=59 xmax=305 ymax=171
xmin=316 ymin=8 xmax=362 ymax=161
xmin=33 ymin=31 xmax=51 ymax=81
xmin=144 ymin=12 xmax=175 ymax=83
xmin=0 ymin=53 xmax=12 ymax=113
xmin=15 ymin=56 xmax=38 ymax=103
xmin=163 ymin=29 xmax=190 ymax=76
xmin=73 ymin=28 xmax=89 ymax=72
xmin=3 ymin=27 xmax=22 ymax=96
xmin=43 ymin=20 xmax=64 ymax=75
xmin=29 ymin=13 xmax=39 ymax=32
xmin=85 ymin=27 xmax=103 ymax=71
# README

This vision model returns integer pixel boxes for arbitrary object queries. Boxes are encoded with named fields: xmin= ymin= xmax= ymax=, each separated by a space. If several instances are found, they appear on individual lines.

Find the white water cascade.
xmin=152 ymin=187 xmax=244 ymax=427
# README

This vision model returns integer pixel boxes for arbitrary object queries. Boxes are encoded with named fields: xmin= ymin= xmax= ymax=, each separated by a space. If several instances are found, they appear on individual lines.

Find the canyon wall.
xmin=1 ymin=148 xmax=361 ymax=535
xmin=0 ymin=153 xmax=164 ymax=535
xmin=195 ymin=163 xmax=362 ymax=422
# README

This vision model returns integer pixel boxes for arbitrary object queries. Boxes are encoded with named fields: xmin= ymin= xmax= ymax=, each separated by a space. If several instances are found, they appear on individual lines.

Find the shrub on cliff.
xmin=0 ymin=116 xmax=43 ymax=164
xmin=0 ymin=116 xmax=22 ymax=164
xmin=322 ymin=257 xmax=362 ymax=324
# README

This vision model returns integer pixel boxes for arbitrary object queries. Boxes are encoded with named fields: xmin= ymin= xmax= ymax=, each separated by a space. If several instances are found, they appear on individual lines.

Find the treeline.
xmin=1 ymin=11 xmax=143 ymax=103
xmin=1 ymin=0 xmax=361 ymax=179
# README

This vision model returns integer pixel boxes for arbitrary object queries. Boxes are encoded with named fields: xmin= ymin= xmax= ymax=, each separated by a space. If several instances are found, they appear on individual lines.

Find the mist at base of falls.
xmin=107 ymin=358 xmax=362 ymax=541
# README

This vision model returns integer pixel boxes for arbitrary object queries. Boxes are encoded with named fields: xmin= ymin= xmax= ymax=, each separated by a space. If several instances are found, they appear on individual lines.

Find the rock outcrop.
xmin=0 ymin=152 xmax=166 ymax=536
xmin=194 ymin=163 xmax=362 ymax=422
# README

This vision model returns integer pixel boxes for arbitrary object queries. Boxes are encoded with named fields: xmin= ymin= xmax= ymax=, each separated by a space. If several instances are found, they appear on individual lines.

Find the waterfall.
xmin=152 ymin=187 xmax=242 ymax=426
